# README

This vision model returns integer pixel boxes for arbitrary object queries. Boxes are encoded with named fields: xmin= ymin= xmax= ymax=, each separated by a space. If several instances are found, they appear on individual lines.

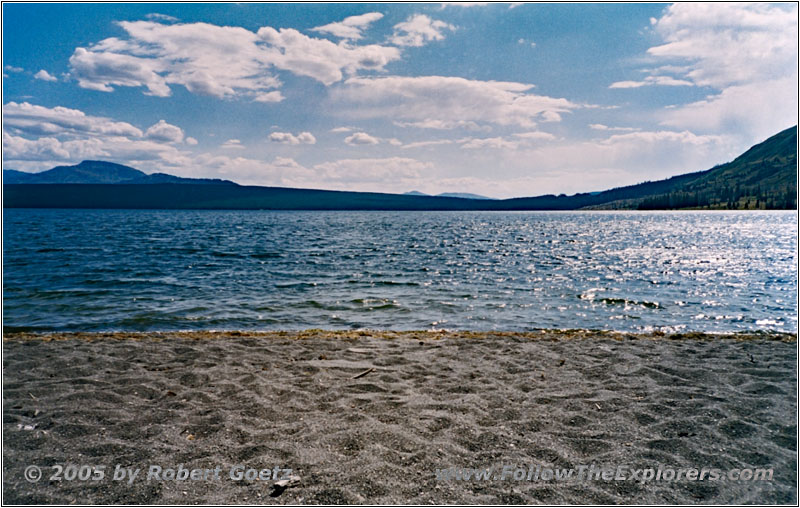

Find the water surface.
xmin=3 ymin=210 xmax=796 ymax=332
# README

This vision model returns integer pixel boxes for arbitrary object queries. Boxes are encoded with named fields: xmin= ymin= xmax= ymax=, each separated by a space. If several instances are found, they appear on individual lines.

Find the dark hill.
xmin=634 ymin=126 xmax=796 ymax=210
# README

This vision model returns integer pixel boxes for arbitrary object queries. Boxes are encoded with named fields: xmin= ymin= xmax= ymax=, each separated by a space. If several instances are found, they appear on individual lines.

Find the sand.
xmin=3 ymin=330 xmax=797 ymax=504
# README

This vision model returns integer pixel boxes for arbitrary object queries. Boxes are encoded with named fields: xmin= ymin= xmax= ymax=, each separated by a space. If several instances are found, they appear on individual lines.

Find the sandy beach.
xmin=3 ymin=330 xmax=796 ymax=504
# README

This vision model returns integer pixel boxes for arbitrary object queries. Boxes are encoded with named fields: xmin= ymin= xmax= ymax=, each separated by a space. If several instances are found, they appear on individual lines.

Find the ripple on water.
xmin=2 ymin=210 xmax=797 ymax=332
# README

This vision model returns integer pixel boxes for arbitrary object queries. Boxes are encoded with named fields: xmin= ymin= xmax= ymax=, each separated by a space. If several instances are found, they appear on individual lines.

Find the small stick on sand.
xmin=352 ymin=367 xmax=375 ymax=379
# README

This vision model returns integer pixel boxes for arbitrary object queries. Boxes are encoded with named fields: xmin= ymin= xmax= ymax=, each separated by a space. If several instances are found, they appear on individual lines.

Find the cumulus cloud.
xmin=334 ymin=76 xmax=580 ymax=128
xmin=344 ymin=131 xmax=380 ymax=145
xmin=330 ymin=126 xmax=353 ymax=133
xmin=4 ymin=65 xmax=24 ymax=73
xmin=517 ymin=129 xmax=733 ymax=189
xmin=4 ymin=102 xmax=143 ymax=138
xmin=144 ymin=119 xmax=184 ymax=143
xmin=33 ymin=70 xmax=58 ymax=82
xmin=69 ymin=19 xmax=401 ymax=98
xmin=185 ymin=154 xmax=317 ymax=186
xmin=70 ymin=47 xmax=172 ymax=97
xmin=253 ymin=91 xmax=284 ymax=103
xmin=2 ymin=102 xmax=193 ymax=171
xmin=311 ymin=12 xmax=383 ymax=40
xmin=221 ymin=139 xmax=245 ymax=149
xmin=3 ymin=131 xmax=71 ymax=160
xmin=460 ymin=136 xmax=519 ymax=150
xmin=648 ymin=3 xmax=797 ymax=89
xmin=185 ymin=136 xmax=198 ymax=145
xmin=268 ymin=131 xmax=316 ymax=145
xmin=620 ymin=3 xmax=797 ymax=141
xmin=661 ymin=77 xmax=798 ymax=140
xmin=174 ymin=153 xmax=436 ymax=191
xmin=257 ymin=27 xmax=400 ymax=85
xmin=390 ymin=14 xmax=455 ymax=47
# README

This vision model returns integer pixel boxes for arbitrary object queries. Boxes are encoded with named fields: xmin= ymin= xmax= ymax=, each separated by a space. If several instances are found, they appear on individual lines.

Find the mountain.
xmin=4 ymin=127 xmax=796 ymax=210
xmin=3 ymin=160 xmax=235 ymax=185
xmin=634 ymin=126 xmax=796 ymax=210
xmin=404 ymin=190 xmax=494 ymax=199
xmin=436 ymin=192 xmax=495 ymax=200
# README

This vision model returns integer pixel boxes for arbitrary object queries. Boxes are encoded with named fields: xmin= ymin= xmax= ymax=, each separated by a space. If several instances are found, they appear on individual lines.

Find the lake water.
xmin=2 ymin=209 xmax=797 ymax=333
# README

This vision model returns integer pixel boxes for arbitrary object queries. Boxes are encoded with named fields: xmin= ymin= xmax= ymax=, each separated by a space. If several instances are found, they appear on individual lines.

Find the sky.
xmin=2 ymin=2 xmax=797 ymax=198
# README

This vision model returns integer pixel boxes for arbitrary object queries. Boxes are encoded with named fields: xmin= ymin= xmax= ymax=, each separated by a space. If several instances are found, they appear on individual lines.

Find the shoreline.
xmin=4 ymin=329 xmax=797 ymax=342
xmin=4 ymin=329 xmax=797 ymax=503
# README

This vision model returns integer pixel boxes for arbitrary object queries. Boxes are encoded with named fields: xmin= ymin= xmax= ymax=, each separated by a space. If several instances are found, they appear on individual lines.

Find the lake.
xmin=2 ymin=209 xmax=796 ymax=333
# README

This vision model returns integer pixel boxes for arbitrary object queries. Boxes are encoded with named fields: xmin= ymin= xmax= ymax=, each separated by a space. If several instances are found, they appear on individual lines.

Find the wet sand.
xmin=3 ymin=330 xmax=797 ymax=504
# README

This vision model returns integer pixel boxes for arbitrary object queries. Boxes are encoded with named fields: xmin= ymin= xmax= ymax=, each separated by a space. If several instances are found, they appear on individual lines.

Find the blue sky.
xmin=3 ymin=2 xmax=797 ymax=197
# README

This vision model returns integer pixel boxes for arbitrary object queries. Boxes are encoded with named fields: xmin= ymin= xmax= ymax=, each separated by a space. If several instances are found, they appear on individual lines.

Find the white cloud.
xmin=2 ymin=102 xmax=192 ymax=171
xmin=34 ymin=70 xmax=58 ymax=82
xmin=458 ymin=132 xmax=554 ymax=150
xmin=393 ymin=119 xmax=489 ymax=131
xmin=439 ymin=3 xmax=490 ymax=8
xmin=69 ymin=19 xmax=401 ymax=99
xmin=661 ymin=77 xmax=798 ymax=142
xmin=330 ymin=126 xmax=353 ymax=133
xmin=4 ymin=102 xmax=143 ymax=137
xmin=146 ymin=13 xmax=179 ymax=22
xmin=512 ymin=131 xmax=556 ymax=141
xmin=253 ymin=91 xmax=284 ymax=103
xmin=589 ymin=124 xmax=639 ymax=132
xmin=623 ymin=3 xmax=797 ymax=142
xmin=70 ymin=47 xmax=172 ymax=97
xmin=344 ymin=131 xmax=380 ymax=145
xmin=4 ymin=65 xmax=24 ymax=73
xmin=609 ymin=75 xmax=693 ymax=89
xmin=296 ymin=132 xmax=317 ymax=145
xmin=401 ymin=139 xmax=457 ymax=150
xmin=515 ymin=129 xmax=733 ymax=190
xmin=648 ymin=3 xmax=797 ymax=89
xmin=184 ymin=154 xmax=316 ymax=186
xmin=221 ymin=139 xmax=245 ymax=149
xmin=597 ymin=130 xmax=725 ymax=147
xmin=185 ymin=136 xmax=198 ymax=145
xmin=400 ymin=131 xmax=554 ymax=151
xmin=311 ymin=12 xmax=383 ymax=40
xmin=3 ymin=131 xmax=71 ymax=161
xmin=334 ymin=76 xmax=581 ymax=128
xmin=390 ymin=14 xmax=455 ymax=47
xmin=257 ymin=27 xmax=400 ymax=85
xmin=145 ymin=119 xmax=184 ymax=143
xmin=460 ymin=136 xmax=519 ymax=150
xmin=313 ymin=157 xmax=432 ymax=183
xmin=268 ymin=131 xmax=317 ymax=145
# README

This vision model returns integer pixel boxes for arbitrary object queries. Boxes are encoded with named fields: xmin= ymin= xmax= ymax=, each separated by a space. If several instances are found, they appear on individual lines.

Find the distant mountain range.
xmin=4 ymin=126 xmax=796 ymax=210
xmin=3 ymin=160 xmax=234 ymax=185
xmin=404 ymin=191 xmax=494 ymax=200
